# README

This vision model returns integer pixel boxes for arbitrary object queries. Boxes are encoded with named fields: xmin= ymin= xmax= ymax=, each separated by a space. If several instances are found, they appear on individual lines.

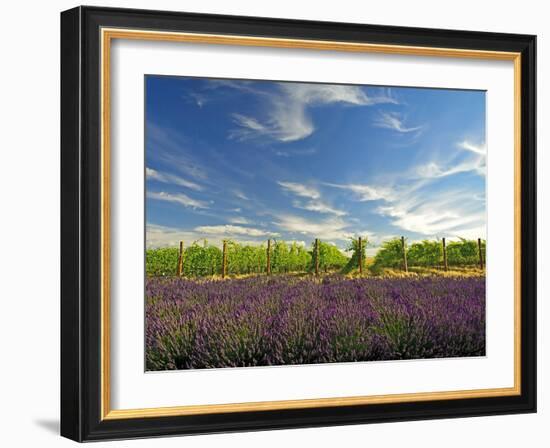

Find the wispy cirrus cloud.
xmin=146 ymin=167 xmax=203 ymax=191
xmin=229 ymin=83 xmax=397 ymax=142
xmin=376 ymin=189 xmax=486 ymax=237
xmin=321 ymin=139 xmax=487 ymax=238
xmin=147 ymin=191 xmax=209 ymax=209
xmin=278 ymin=181 xmax=347 ymax=216
xmin=323 ymin=179 xmax=486 ymax=238
xmin=324 ymin=182 xmax=396 ymax=202
xmin=373 ymin=112 xmax=424 ymax=134
xmin=328 ymin=179 xmax=486 ymax=238
xmin=414 ymin=140 xmax=486 ymax=179
xmin=147 ymin=122 xmax=209 ymax=181
xmin=274 ymin=148 xmax=318 ymax=157
xmin=146 ymin=77 xmax=487 ymax=251
xmin=293 ymin=200 xmax=347 ymax=217
xmin=232 ymin=189 xmax=250 ymax=201
xmin=459 ymin=140 xmax=486 ymax=155
xmin=277 ymin=181 xmax=320 ymax=199
xmin=229 ymin=216 xmax=253 ymax=225
xmin=184 ymin=92 xmax=210 ymax=108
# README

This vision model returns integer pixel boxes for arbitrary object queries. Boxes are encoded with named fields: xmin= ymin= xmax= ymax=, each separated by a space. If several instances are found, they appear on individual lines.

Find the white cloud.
xmin=146 ymin=224 xmax=199 ymax=248
xmin=373 ymin=112 xmax=423 ymax=133
xmin=376 ymin=189 xmax=486 ymax=237
xmin=446 ymin=225 xmax=487 ymax=241
xmin=232 ymin=189 xmax=250 ymax=201
xmin=414 ymin=140 xmax=486 ymax=179
xmin=415 ymin=159 xmax=484 ymax=178
xmin=458 ymin=140 xmax=486 ymax=155
xmin=229 ymin=216 xmax=252 ymax=225
xmin=230 ymin=83 xmax=397 ymax=142
xmin=318 ymin=138 xmax=486 ymax=239
xmin=275 ymin=148 xmax=317 ymax=157
xmin=324 ymin=183 xmax=396 ymax=202
xmin=277 ymin=181 xmax=320 ymax=199
xmin=321 ymin=142 xmax=486 ymax=238
xmin=232 ymin=114 xmax=269 ymax=134
xmin=147 ymin=223 xmax=281 ymax=248
xmin=206 ymin=79 xmax=269 ymax=96
xmin=147 ymin=123 xmax=209 ymax=180
xmin=355 ymin=231 xmax=393 ymax=247
xmin=293 ymin=200 xmax=347 ymax=217
xmin=188 ymin=92 xmax=208 ymax=108
xmin=281 ymin=83 xmax=375 ymax=106
xmin=273 ymin=214 xmax=352 ymax=241
xmin=194 ymin=224 xmax=279 ymax=238
xmin=147 ymin=191 xmax=209 ymax=209
xmin=146 ymin=167 xmax=203 ymax=191
xmin=278 ymin=181 xmax=346 ymax=216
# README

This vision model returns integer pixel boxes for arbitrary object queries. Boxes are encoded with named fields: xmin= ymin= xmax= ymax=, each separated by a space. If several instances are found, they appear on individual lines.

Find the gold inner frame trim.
xmin=100 ymin=27 xmax=522 ymax=420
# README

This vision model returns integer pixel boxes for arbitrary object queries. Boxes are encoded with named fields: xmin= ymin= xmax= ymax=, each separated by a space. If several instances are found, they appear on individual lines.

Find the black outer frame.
xmin=60 ymin=6 xmax=537 ymax=442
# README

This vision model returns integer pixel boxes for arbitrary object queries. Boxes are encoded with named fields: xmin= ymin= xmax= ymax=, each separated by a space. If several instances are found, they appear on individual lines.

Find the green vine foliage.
xmin=372 ymin=238 xmax=486 ymax=273
xmin=145 ymin=247 xmax=179 ymax=277
xmin=342 ymin=237 xmax=368 ymax=273
xmin=146 ymin=237 xmax=486 ymax=277
xmin=371 ymin=238 xmax=404 ymax=273
xmin=309 ymin=240 xmax=349 ymax=273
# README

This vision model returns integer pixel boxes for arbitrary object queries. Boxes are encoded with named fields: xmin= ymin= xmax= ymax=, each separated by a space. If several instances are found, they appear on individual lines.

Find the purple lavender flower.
xmin=145 ymin=275 xmax=485 ymax=370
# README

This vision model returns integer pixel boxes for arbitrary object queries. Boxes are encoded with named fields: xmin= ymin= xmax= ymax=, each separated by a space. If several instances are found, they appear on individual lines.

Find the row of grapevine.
xmin=371 ymin=237 xmax=486 ymax=273
xmin=311 ymin=239 xmax=350 ymax=273
xmin=342 ymin=236 xmax=367 ymax=274
xmin=146 ymin=236 xmax=486 ymax=277
xmin=224 ymin=240 xmax=312 ymax=275
xmin=145 ymin=242 xmax=223 ymax=277
xmin=146 ymin=239 xmax=349 ymax=278
xmin=145 ymin=247 xmax=179 ymax=276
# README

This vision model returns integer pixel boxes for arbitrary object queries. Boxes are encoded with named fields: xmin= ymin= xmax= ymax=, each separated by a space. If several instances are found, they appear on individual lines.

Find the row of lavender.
xmin=146 ymin=276 xmax=485 ymax=370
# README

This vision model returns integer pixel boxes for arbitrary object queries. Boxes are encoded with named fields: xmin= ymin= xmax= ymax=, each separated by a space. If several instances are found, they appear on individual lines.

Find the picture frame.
xmin=60 ymin=5 xmax=536 ymax=442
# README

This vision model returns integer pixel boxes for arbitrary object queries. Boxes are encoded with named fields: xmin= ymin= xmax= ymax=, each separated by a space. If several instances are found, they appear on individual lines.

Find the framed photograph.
xmin=60 ymin=6 xmax=536 ymax=442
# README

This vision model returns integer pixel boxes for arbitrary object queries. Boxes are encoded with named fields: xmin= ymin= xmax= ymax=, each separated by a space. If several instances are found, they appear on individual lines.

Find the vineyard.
xmin=146 ymin=236 xmax=486 ymax=278
xmin=145 ymin=236 xmax=487 ymax=370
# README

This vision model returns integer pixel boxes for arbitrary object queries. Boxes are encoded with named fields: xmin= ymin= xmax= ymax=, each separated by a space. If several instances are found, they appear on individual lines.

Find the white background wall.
xmin=0 ymin=0 xmax=546 ymax=446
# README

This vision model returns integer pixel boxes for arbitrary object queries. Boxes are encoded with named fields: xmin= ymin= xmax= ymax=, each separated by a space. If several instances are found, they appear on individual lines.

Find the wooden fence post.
xmin=266 ymin=239 xmax=271 ymax=275
xmin=442 ymin=237 xmax=448 ymax=272
xmin=315 ymin=238 xmax=320 ymax=275
xmin=401 ymin=236 xmax=408 ymax=272
xmin=358 ymin=236 xmax=363 ymax=274
xmin=176 ymin=241 xmax=184 ymax=276
xmin=222 ymin=240 xmax=227 ymax=278
xmin=478 ymin=238 xmax=484 ymax=269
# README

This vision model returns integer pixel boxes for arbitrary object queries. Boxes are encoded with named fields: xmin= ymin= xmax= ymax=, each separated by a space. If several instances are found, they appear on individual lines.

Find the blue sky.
xmin=145 ymin=76 xmax=486 ymax=254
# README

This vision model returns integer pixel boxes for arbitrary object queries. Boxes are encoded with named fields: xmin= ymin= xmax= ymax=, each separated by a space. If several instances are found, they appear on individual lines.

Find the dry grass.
xmin=159 ymin=265 xmax=485 ymax=282
xmin=370 ymin=266 xmax=484 ymax=278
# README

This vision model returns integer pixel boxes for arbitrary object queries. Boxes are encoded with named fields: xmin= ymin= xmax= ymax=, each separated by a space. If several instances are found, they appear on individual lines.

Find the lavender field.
xmin=146 ymin=275 xmax=485 ymax=370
